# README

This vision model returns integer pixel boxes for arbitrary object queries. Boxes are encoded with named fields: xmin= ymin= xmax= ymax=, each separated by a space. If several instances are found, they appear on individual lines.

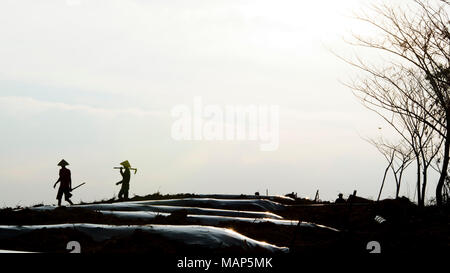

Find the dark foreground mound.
xmin=0 ymin=196 xmax=448 ymax=255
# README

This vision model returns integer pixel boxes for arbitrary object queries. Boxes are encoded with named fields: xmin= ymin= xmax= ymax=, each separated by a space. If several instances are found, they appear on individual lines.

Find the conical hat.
xmin=58 ymin=159 xmax=69 ymax=166
xmin=120 ymin=160 xmax=131 ymax=168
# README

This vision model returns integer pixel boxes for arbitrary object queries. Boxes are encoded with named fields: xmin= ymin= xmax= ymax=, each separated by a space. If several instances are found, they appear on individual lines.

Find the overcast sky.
xmin=0 ymin=0 xmax=437 ymax=207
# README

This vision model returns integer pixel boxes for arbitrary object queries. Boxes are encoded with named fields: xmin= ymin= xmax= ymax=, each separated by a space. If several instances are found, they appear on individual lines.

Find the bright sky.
xmin=0 ymin=0 xmax=437 ymax=207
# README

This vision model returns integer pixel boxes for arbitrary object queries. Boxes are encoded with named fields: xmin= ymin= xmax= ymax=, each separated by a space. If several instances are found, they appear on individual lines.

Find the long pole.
xmin=71 ymin=182 xmax=86 ymax=191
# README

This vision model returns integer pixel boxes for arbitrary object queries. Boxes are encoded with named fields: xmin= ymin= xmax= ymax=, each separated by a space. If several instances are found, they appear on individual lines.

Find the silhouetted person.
xmin=335 ymin=193 xmax=346 ymax=204
xmin=116 ymin=160 xmax=131 ymax=200
xmin=53 ymin=159 xmax=73 ymax=206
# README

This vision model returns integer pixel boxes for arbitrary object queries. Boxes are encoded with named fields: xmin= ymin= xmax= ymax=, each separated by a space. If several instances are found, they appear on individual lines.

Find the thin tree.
xmin=367 ymin=137 xmax=413 ymax=200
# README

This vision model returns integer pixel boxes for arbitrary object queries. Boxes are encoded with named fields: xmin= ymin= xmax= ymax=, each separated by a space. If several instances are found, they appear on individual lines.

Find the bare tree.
xmin=342 ymin=0 xmax=449 ymax=206
xmin=367 ymin=137 xmax=396 ymax=201
xmin=367 ymin=138 xmax=413 ymax=201
xmin=391 ymin=141 xmax=414 ymax=199
xmin=432 ymin=150 xmax=450 ymax=203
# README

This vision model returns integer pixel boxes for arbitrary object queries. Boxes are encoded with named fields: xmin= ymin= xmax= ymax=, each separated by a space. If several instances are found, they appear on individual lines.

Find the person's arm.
xmin=116 ymin=167 xmax=124 ymax=185
xmin=68 ymin=170 xmax=72 ymax=190
xmin=53 ymin=171 xmax=61 ymax=188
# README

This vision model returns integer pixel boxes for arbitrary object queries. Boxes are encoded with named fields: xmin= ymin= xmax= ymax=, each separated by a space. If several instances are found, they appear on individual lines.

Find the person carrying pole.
xmin=115 ymin=160 xmax=132 ymax=200
xmin=53 ymin=159 xmax=74 ymax=207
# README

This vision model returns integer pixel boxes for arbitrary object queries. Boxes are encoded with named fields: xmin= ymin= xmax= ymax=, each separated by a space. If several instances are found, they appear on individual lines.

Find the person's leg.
xmin=63 ymin=189 xmax=73 ymax=205
xmin=123 ymin=184 xmax=129 ymax=200
xmin=65 ymin=195 xmax=74 ymax=205
xmin=57 ymin=188 xmax=63 ymax=207
xmin=118 ymin=187 xmax=124 ymax=200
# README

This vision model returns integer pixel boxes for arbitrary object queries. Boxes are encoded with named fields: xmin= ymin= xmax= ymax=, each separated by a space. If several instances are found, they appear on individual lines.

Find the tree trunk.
xmin=436 ymin=125 xmax=450 ymax=206
xmin=397 ymin=167 xmax=406 ymax=199
xmin=416 ymin=158 xmax=423 ymax=207
xmin=392 ymin=166 xmax=400 ymax=199
xmin=377 ymin=161 xmax=392 ymax=201
xmin=421 ymin=167 xmax=427 ymax=206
